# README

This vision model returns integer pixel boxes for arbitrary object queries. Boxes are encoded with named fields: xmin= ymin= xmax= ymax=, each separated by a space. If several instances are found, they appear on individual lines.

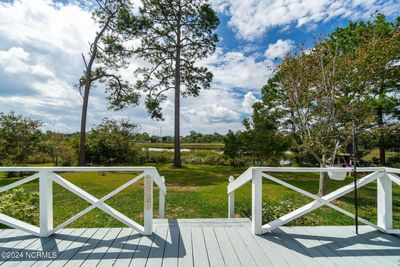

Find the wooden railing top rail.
xmin=0 ymin=166 xmax=166 ymax=193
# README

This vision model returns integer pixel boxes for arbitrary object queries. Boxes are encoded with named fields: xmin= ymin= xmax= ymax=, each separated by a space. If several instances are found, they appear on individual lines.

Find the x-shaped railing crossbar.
xmin=228 ymin=167 xmax=399 ymax=235
xmin=0 ymin=167 xmax=166 ymax=237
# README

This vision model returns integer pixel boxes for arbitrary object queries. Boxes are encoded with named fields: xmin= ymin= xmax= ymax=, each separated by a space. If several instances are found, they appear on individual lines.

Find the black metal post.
xmin=352 ymin=127 xmax=359 ymax=235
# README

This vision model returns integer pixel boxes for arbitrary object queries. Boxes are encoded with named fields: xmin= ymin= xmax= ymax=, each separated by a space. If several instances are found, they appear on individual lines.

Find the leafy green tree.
xmin=269 ymin=36 xmax=374 ymax=195
xmin=44 ymin=132 xmax=76 ymax=166
xmin=327 ymin=14 xmax=400 ymax=165
xmin=223 ymin=130 xmax=240 ymax=166
xmin=0 ymin=112 xmax=42 ymax=165
xmin=241 ymin=86 xmax=288 ymax=166
xmin=86 ymin=118 xmax=139 ymax=165
xmin=78 ymin=0 xmax=140 ymax=166
xmin=134 ymin=0 xmax=219 ymax=167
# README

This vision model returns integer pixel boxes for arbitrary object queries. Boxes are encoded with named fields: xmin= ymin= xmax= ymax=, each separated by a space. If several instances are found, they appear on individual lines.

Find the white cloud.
xmin=242 ymin=92 xmax=258 ymax=114
xmin=204 ymin=48 xmax=273 ymax=92
xmin=0 ymin=47 xmax=54 ymax=78
xmin=0 ymin=0 xmax=268 ymax=135
xmin=264 ymin=39 xmax=294 ymax=60
xmin=211 ymin=0 xmax=400 ymax=40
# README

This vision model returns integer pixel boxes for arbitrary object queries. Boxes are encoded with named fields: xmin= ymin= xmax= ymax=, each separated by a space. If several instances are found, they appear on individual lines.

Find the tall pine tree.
xmin=134 ymin=0 xmax=219 ymax=167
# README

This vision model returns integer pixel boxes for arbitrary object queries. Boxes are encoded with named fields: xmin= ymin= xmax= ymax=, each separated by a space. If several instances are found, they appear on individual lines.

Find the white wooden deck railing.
xmin=228 ymin=167 xmax=399 ymax=235
xmin=0 ymin=167 xmax=166 ymax=237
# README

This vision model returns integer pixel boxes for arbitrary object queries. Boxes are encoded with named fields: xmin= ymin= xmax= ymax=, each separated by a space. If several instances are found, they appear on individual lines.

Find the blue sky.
xmin=0 ymin=0 xmax=399 ymax=135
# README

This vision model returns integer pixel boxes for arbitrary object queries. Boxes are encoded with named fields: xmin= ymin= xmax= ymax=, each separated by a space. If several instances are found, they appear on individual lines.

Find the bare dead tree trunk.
xmin=78 ymin=14 xmax=113 ymax=166
xmin=173 ymin=7 xmax=182 ymax=168
xmin=318 ymin=154 xmax=328 ymax=196
xmin=79 ymin=82 xmax=90 ymax=166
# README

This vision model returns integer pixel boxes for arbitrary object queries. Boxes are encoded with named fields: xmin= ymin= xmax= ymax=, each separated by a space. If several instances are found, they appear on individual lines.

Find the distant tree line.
xmin=0 ymin=112 xmax=228 ymax=167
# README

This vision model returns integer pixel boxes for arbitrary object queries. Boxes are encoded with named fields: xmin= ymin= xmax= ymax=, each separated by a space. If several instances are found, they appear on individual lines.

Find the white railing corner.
xmin=251 ymin=168 xmax=263 ymax=235
xmin=143 ymin=174 xmax=153 ymax=235
xmin=377 ymin=170 xmax=392 ymax=230
xmin=228 ymin=176 xmax=235 ymax=218
xmin=39 ymin=171 xmax=53 ymax=237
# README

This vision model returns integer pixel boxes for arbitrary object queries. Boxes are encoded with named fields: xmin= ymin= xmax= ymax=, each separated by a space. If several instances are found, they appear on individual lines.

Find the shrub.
xmin=0 ymin=188 xmax=39 ymax=226
xmin=237 ymin=199 xmax=314 ymax=226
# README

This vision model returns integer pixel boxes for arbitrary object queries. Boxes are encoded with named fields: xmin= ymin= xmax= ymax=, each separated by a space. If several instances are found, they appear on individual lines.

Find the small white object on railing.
xmin=0 ymin=166 xmax=166 ymax=237
xmin=228 ymin=176 xmax=235 ymax=218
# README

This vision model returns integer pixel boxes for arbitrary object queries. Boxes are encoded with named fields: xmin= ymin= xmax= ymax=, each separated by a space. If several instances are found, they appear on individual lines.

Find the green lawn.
xmin=0 ymin=164 xmax=399 ymax=229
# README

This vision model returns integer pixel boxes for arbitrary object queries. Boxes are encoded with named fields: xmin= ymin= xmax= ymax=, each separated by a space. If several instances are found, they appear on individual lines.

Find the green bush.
xmin=237 ymin=199 xmax=314 ymax=226
xmin=0 ymin=188 xmax=39 ymax=226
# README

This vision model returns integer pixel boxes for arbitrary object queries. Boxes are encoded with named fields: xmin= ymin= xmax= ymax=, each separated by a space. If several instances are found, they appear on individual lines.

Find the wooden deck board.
xmin=0 ymin=220 xmax=399 ymax=267
xmin=202 ymin=227 xmax=225 ymax=267
xmin=161 ymin=226 xmax=180 ymax=267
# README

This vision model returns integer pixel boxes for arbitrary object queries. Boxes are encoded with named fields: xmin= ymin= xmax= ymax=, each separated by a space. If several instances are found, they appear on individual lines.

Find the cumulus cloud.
xmin=211 ymin=0 xmax=400 ymax=40
xmin=264 ymin=39 xmax=294 ymax=60
xmin=242 ymin=92 xmax=258 ymax=114
xmin=0 ymin=47 xmax=54 ymax=78
xmin=0 ymin=0 xmax=256 ymax=134
xmin=203 ymin=48 xmax=273 ymax=92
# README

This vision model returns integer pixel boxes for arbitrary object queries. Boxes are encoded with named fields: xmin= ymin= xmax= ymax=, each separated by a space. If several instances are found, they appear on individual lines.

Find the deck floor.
xmin=0 ymin=219 xmax=399 ymax=266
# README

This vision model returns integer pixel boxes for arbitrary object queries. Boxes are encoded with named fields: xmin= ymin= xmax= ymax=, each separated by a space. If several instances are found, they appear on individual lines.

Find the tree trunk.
xmin=78 ymin=83 xmax=90 ymax=166
xmin=318 ymin=154 xmax=328 ymax=196
xmin=173 ymin=10 xmax=182 ymax=168
xmin=378 ymin=107 xmax=386 ymax=166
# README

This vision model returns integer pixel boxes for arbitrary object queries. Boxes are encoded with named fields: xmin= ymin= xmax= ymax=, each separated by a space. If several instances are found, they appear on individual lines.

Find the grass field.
xmin=0 ymin=164 xmax=399 ymax=229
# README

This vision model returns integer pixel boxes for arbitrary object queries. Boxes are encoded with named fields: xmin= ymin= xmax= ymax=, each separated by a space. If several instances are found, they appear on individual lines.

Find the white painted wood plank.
xmin=33 ymin=228 xmax=86 ymax=267
xmin=0 ymin=214 xmax=40 ymax=237
xmin=191 ymin=227 xmax=209 ymax=267
xmin=97 ymin=228 xmax=132 ymax=267
xmin=177 ymin=226 xmax=193 ymax=267
xmin=213 ymin=226 xmax=241 ymax=267
xmin=249 ymin=228 xmax=298 ymax=267
xmin=80 ymin=228 xmax=122 ymax=267
xmin=114 ymin=230 xmax=142 ymax=266
xmin=202 ymin=227 xmax=225 ymax=267
xmin=235 ymin=226 xmax=274 ymax=267
xmin=0 ymin=230 xmax=19 ymax=246
xmin=282 ymin=227 xmax=338 ymax=267
xmin=129 ymin=228 xmax=156 ymax=267
xmin=0 ymin=233 xmax=37 ymax=266
xmin=161 ymin=226 xmax=179 ymax=267
xmin=12 ymin=229 xmax=75 ymax=267
xmin=146 ymin=226 xmax=168 ymax=267
xmin=305 ymin=226 xmax=387 ymax=266
xmin=64 ymin=228 xmax=111 ymax=267
xmin=89 ymin=228 xmax=126 ymax=267
xmin=225 ymin=227 xmax=257 ymax=267
xmin=270 ymin=229 xmax=320 ymax=267
xmin=43 ymin=228 xmax=98 ymax=267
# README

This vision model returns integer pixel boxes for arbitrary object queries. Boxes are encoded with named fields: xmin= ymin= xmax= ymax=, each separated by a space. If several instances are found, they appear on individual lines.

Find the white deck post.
xmin=252 ymin=169 xmax=262 ymax=235
xmin=377 ymin=171 xmax=392 ymax=230
xmin=159 ymin=176 xmax=165 ymax=219
xmin=228 ymin=176 xmax=235 ymax=218
xmin=39 ymin=171 xmax=53 ymax=237
xmin=144 ymin=174 xmax=153 ymax=235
